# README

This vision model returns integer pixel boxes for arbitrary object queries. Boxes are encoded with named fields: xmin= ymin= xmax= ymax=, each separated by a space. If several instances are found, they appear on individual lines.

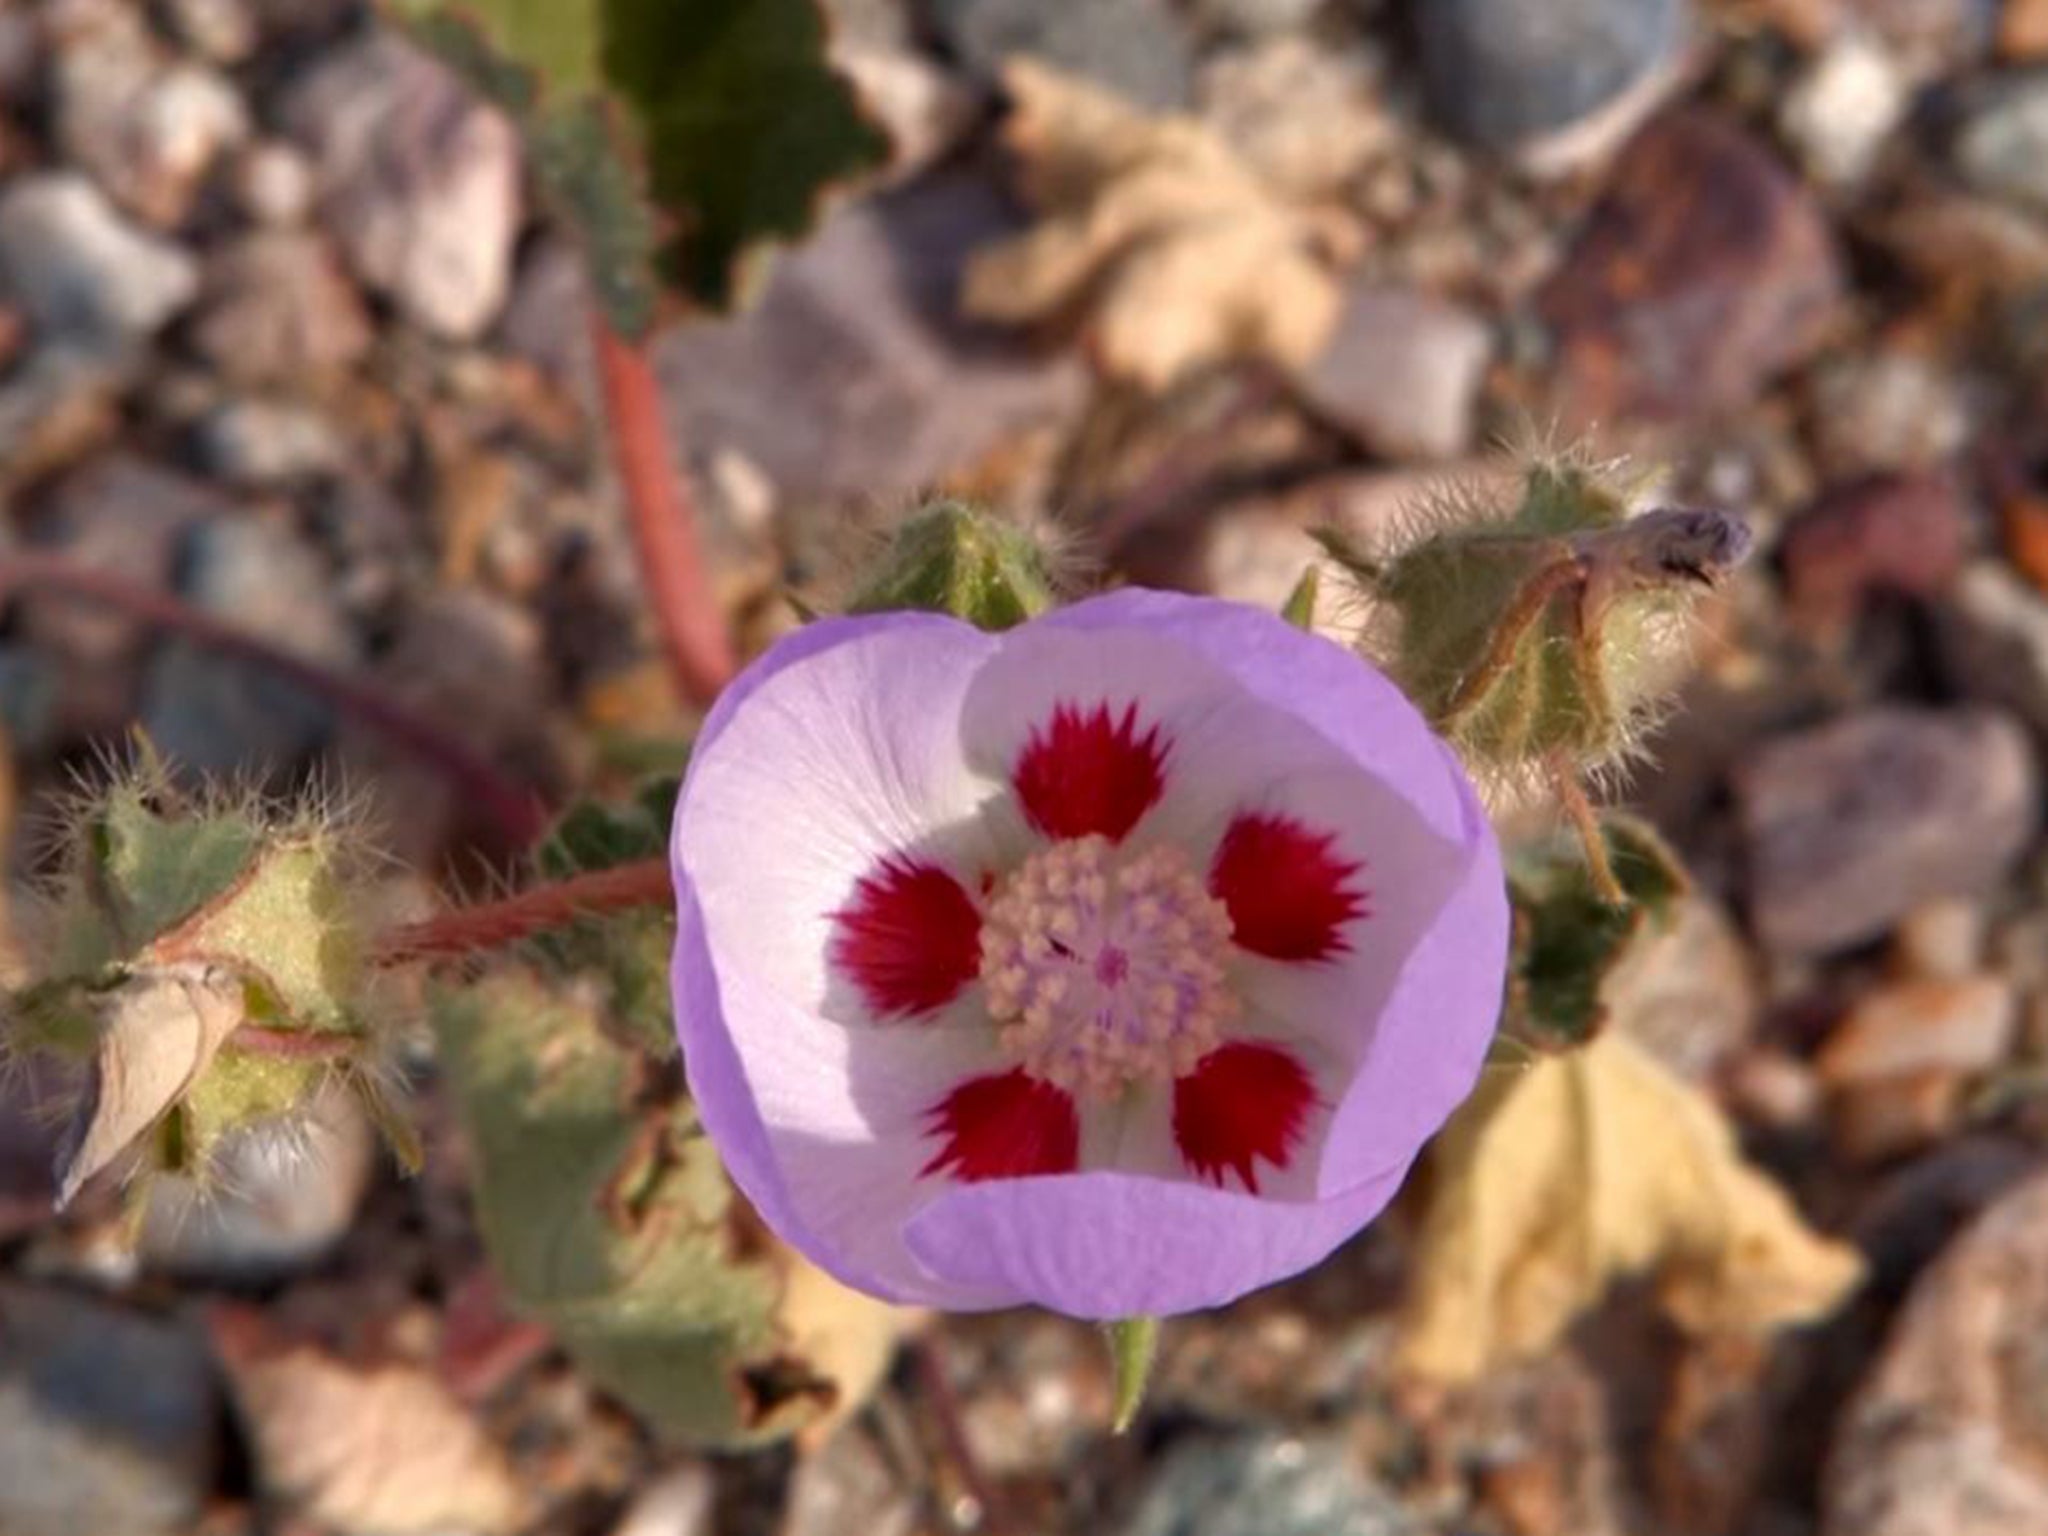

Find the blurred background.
xmin=5 ymin=0 xmax=2048 ymax=1532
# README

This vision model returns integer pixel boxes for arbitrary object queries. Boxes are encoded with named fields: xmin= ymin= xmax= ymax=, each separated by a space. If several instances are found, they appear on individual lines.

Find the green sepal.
xmin=846 ymin=501 xmax=1061 ymax=631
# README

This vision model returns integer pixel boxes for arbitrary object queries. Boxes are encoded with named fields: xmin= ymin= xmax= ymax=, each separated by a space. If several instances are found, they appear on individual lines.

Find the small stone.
xmin=1894 ymin=898 xmax=1988 ymax=982
xmin=231 ymin=139 xmax=316 ymax=226
xmin=163 ymin=0 xmax=257 ymax=63
xmin=656 ymin=171 xmax=1085 ymax=503
xmin=190 ymin=396 xmax=347 ymax=485
xmin=1416 ymin=0 xmax=1691 ymax=167
xmin=782 ymin=1423 xmax=918 ymax=1536
xmin=0 ymin=173 xmax=199 ymax=348
xmin=1297 ymin=282 xmax=1493 ymax=460
xmin=1538 ymin=111 xmax=1842 ymax=423
xmin=191 ymin=231 xmax=372 ymax=384
xmin=1192 ymin=0 xmax=1325 ymax=36
xmin=281 ymin=29 xmax=522 ymax=339
xmin=1936 ymin=562 xmax=2048 ymax=737
xmin=2004 ymin=0 xmax=2048 ymax=58
xmin=0 ymin=1284 xmax=218 ymax=1536
xmin=611 ymin=1464 xmax=716 ymax=1536
xmin=1780 ymin=473 xmax=1967 ymax=637
xmin=1740 ymin=707 xmax=2038 ymax=955
xmin=139 ymin=513 xmax=358 ymax=777
xmin=1122 ymin=1433 xmax=1422 ymax=1536
xmin=0 ymin=10 xmax=41 ymax=100
xmin=139 ymin=1081 xmax=375 ymax=1280
xmin=54 ymin=3 xmax=248 ymax=227
xmin=1198 ymin=37 xmax=1395 ymax=199
xmin=831 ymin=43 xmax=976 ymax=185
xmin=1807 ymin=351 xmax=1973 ymax=478
xmin=925 ymin=0 xmax=1195 ymax=109
xmin=1826 ymin=1169 xmax=2048 ymax=1536
xmin=1727 ymin=1047 xmax=1826 ymax=1129
xmin=1781 ymin=30 xmax=1909 ymax=184
xmin=1956 ymin=72 xmax=2048 ymax=216
xmin=1819 ymin=976 xmax=2019 ymax=1085
xmin=1610 ymin=895 xmax=1759 ymax=1082
xmin=1831 ymin=1069 xmax=1966 ymax=1162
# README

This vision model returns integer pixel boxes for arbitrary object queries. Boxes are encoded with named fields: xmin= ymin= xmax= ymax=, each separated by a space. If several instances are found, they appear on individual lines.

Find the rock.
xmin=0 ymin=173 xmax=199 ymax=349
xmin=1198 ymin=37 xmax=1396 ymax=198
xmin=1855 ymin=0 xmax=2000 ymax=73
xmin=499 ymin=236 xmax=593 ymax=394
xmin=1193 ymin=0 xmax=1325 ymax=36
xmin=212 ymin=1311 xmax=525 ymax=1536
xmin=1936 ymin=562 xmax=2048 ymax=738
xmin=1825 ymin=1168 xmax=2048 ymax=1536
xmin=1807 ymin=351 xmax=1973 ymax=477
xmin=832 ymin=42 xmax=977 ymax=185
xmin=139 ymin=1082 xmax=375 ymax=1280
xmin=53 ymin=0 xmax=249 ymax=226
xmin=164 ymin=0 xmax=257 ymax=63
xmin=189 ymin=396 xmax=347 ymax=485
xmin=1610 ymin=895 xmax=1759 ymax=1082
xmin=281 ymin=29 xmax=522 ymax=340
xmin=656 ymin=170 xmax=1086 ymax=504
xmin=782 ymin=1424 xmax=918 ymax=1536
xmin=1956 ymin=73 xmax=2048 ymax=215
xmin=1122 ymin=1433 xmax=1422 ymax=1536
xmin=1780 ymin=473 xmax=1967 ymax=637
xmin=0 ymin=1284 xmax=219 ymax=1536
xmin=1536 ymin=111 xmax=1842 ymax=424
xmin=925 ymin=0 xmax=1195 ymax=109
xmin=1739 ymin=707 xmax=2037 ymax=955
xmin=1849 ymin=1134 xmax=2041 ymax=1292
xmin=191 ymin=231 xmax=373 ymax=384
xmin=232 ymin=139 xmax=316 ymax=226
xmin=1296 ymin=282 xmax=1493 ymax=460
xmin=2005 ymin=0 xmax=2048 ymax=58
xmin=1894 ymin=898 xmax=1988 ymax=982
xmin=1820 ymin=977 xmax=2018 ymax=1085
xmin=1781 ymin=30 xmax=1910 ymax=184
xmin=139 ymin=513 xmax=358 ymax=777
xmin=1416 ymin=0 xmax=1691 ymax=168
xmin=1727 ymin=1047 xmax=1826 ymax=1129
xmin=1832 ymin=1071 xmax=1964 ymax=1164
xmin=611 ymin=1465 xmax=716 ymax=1536
xmin=0 ymin=9 xmax=39 ymax=99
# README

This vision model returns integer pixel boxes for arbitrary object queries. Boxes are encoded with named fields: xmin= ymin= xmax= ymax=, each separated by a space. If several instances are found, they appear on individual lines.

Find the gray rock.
xmin=163 ymin=0 xmax=258 ymax=63
xmin=230 ymin=139 xmax=316 ymax=227
xmin=189 ymin=396 xmax=348 ymax=485
xmin=281 ymin=30 xmax=522 ymax=339
xmin=925 ymin=0 xmax=1194 ymax=109
xmin=1957 ymin=72 xmax=2048 ymax=216
xmin=656 ymin=170 xmax=1086 ymax=504
xmin=191 ymin=231 xmax=372 ymax=384
xmin=0 ymin=8 xmax=41 ymax=99
xmin=0 ymin=1284 xmax=219 ymax=1536
xmin=1193 ymin=0 xmax=1325 ymax=38
xmin=1123 ymin=1434 xmax=1421 ymax=1536
xmin=0 ymin=174 xmax=199 ymax=348
xmin=1417 ymin=0 xmax=1690 ymax=160
xmin=53 ymin=1 xmax=248 ymax=227
xmin=140 ymin=513 xmax=358 ymax=777
xmin=1826 ymin=1168 xmax=2048 ymax=1536
xmin=1740 ymin=708 xmax=2038 ymax=956
xmin=1940 ymin=562 xmax=2048 ymax=739
xmin=1296 ymin=283 xmax=1494 ymax=460
xmin=1781 ymin=31 xmax=1910 ymax=186
xmin=139 ymin=1082 xmax=375 ymax=1281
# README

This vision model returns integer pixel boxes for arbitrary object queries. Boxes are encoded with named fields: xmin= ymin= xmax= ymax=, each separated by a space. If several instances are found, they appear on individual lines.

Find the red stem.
xmin=370 ymin=857 xmax=674 ymax=967
xmin=0 ymin=552 xmax=548 ymax=847
xmin=593 ymin=318 xmax=737 ymax=708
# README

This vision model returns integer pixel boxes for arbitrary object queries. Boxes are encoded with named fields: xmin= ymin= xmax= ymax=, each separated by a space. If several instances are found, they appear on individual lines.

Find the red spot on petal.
xmin=1208 ymin=812 xmax=1368 ymax=962
xmin=1172 ymin=1042 xmax=1318 ymax=1194
xmin=1013 ymin=701 xmax=1168 ymax=844
xmin=923 ymin=1069 xmax=1080 ymax=1182
xmin=830 ymin=857 xmax=981 ymax=1019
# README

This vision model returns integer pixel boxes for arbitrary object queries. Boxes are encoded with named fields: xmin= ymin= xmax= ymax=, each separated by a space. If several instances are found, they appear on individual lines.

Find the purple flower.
xmin=670 ymin=590 xmax=1507 ymax=1318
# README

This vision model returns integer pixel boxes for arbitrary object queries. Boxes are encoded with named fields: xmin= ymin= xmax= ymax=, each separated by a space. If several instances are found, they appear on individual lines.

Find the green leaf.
xmin=387 ymin=0 xmax=891 ymax=328
xmin=432 ymin=970 xmax=906 ymax=1445
xmin=1104 ymin=1316 xmax=1160 ymax=1434
xmin=1506 ymin=814 xmax=1689 ymax=1051
xmin=846 ymin=500 xmax=1060 ymax=630
xmin=1280 ymin=566 xmax=1319 ymax=630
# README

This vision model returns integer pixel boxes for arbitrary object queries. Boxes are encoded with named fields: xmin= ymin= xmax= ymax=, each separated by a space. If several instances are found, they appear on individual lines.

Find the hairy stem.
xmin=0 ymin=551 xmax=547 ymax=846
xmin=371 ymin=857 xmax=675 ymax=967
xmin=1547 ymin=753 xmax=1626 ymax=907
xmin=593 ymin=317 xmax=737 ymax=708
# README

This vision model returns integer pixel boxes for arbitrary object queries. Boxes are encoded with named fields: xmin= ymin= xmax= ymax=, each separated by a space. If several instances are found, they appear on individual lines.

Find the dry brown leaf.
xmin=963 ymin=58 xmax=1348 ymax=391
xmin=213 ymin=1312 xmax=525 ymax=1536
xmin=1399 ymin=1032 xmax=1863 ymax=1384
xmin=54 ymin=961 xmax=245 ymax=1207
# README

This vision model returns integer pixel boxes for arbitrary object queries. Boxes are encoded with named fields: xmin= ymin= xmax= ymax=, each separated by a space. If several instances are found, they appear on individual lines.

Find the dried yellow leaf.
xmin=963 ymin=58 xmax=1347 ymax=391
xmin=1399 ymin=1032 xmax=1863 ymax=1384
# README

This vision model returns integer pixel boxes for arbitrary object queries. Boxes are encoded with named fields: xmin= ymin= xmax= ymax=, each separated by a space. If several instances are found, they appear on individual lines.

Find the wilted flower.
xmin=670 ymin=591 xmax=1507 ymax=1318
